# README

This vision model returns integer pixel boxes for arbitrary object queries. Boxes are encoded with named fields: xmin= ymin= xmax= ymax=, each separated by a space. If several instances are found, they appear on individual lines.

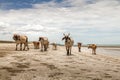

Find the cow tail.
xmin=26 ymin=37 xmax=29 ymax=50
xmin=26 ymin=37 xmax=28 ymax=43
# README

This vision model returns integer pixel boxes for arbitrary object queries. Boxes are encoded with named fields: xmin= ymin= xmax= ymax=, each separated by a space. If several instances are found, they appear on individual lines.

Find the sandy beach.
xmin=0 ymin=43 xmax=120 ymax=80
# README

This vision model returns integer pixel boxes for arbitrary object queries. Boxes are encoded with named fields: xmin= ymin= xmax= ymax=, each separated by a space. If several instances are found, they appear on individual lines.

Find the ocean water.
xmin=81 ymin=47 xmax=120 ymax=58
xmin=97 ymin=47 xmax=120 ymax=57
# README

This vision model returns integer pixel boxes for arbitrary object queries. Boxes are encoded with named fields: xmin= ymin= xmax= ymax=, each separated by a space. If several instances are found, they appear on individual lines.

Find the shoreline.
xmin=1 ymin=42 xmax=120 ymax=48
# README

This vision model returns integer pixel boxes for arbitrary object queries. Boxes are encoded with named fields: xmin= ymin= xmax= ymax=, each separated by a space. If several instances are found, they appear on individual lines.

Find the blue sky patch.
xmin=0 ymin=0 xmax=63 ymax=10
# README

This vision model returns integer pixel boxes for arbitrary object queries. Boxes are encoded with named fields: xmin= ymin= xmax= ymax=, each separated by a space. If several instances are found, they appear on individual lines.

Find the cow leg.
xmin=46 ymin=45 xmax=48 ymax=51
xmin=41 ymin=49 xmax=43 ymax=52
xmin=16 ymin=43 xmax=19 ymax=50
xmin=34 ymin=44 xmax=36 ymax=49
xmin=52 ymin=46 xmax=54 ymax=50
xmin=43 ymin=45 xmax=45 ymax=51
xmin=47 ymin=43 xmax=49 ymax=48
xmin=20 ymin=43 xmax=22 ymax=50
xmin=67 ymin=49 xmax=69 ymax=56
xmin=41 ymin=49 xmax=43 ymax=51
xmin=94 ymin=49 xmax=96 ymax=55
xmin=92 ymin=49 xmax=94 ymax=55
xmin=26 ymin=43 xmax=29 ymax=50
xmin=69 ymin=47 xmax=71 ymax=55
xmin=79 ymin=47 xmax=81 ymax=52
xmin=23 ymin=43 xmax=29 ymax=50
xmin=27 ymin=45 xmax=29 ymax=50
xmin=44 ymin=45 xmax=46 ymax=51
xmin=92 ymin=49 xmax=93 ymax=54
xmin=37 ymin=45 xmax=39 ymax=49
xmin=41 ymin=44 xmax=43 ymax=52
xmin=70 ymin=49 xmax=71 ymax=55
xmin=55 ymin=46 xmax=57 ymax=50
xmin=37 ymin=43 xmax=39 ymax=49
xmin=23 ymin=43 xmax=26 ymax=50
xmin=67 ymin=48 xmax=69 ymax=56
xmin=66 ymin=47 xmax=67 ymax=51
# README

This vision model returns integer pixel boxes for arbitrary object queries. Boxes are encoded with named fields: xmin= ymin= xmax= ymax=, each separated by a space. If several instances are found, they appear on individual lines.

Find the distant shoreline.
xmin=0 ymin=40 xmax=14 ymax=43
xmin=0 ymin=40 xmax=120 ymax=48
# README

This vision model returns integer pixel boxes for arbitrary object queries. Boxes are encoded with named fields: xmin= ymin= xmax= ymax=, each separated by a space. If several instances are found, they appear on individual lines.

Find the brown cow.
xmin=33 ymin=41 xmax=40 ymax=49
xmin=88 ymin=44 xmax=97 ymax=55
xmin=39 ymin=37 xmax=49 ymax=51
xmin=51 ymin=43 xmax=57 ymax=50
xmin=13 ymin=34 xmax=29 ymax=51
xmin=78 ymin=42 xmax=82 ymax=52
xmin=62 ymin=33 xmax=74 ymax=56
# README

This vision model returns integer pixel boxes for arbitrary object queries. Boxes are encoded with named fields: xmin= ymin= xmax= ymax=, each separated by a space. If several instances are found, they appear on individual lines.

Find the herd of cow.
xmin=13 ymin=33 xmax=97 ymax=56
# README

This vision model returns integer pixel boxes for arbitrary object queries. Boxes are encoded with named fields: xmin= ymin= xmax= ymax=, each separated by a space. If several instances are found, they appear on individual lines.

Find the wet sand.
xmin=0 ymin=43 xmax=120 ymax=80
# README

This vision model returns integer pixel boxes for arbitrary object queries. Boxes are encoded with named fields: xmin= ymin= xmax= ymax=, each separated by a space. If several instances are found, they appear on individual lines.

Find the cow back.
xmin=19 ymin=36 xmax=27 ymax=43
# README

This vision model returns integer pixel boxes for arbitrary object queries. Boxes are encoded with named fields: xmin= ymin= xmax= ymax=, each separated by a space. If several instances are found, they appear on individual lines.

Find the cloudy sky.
xmin=0 ymin=0 xmax=120 ymax=44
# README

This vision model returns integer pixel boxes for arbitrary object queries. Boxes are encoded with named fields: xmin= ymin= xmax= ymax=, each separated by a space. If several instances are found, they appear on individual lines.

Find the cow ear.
xmin=63 ymin=33 xmax=65 ymax=36
xmin=62 ymin=37 xmax=65 ymax=40
xmin=13 ymin=34 xmax=17 ymax=36
xmin=39 ymin=37 xmax=41 ymax=41
xmin=68 ymin=33 xmax=70 ymax=36
xmin=17 ymin=35 xmax=20 ymax=40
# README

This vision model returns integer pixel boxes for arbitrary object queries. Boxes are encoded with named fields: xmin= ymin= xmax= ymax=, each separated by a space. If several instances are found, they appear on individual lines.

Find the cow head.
xmin=39 ymin=37 xmax=43 ymax=41
xmin=88 ymin=44 xmax=94 ymax=49
xmin=62 ymin=33 xmax=71 ymax=42
xmin=13 ymin=34 xmax=20 ymax=41
xmin=78 ymin=42 xmax=82 ymax=45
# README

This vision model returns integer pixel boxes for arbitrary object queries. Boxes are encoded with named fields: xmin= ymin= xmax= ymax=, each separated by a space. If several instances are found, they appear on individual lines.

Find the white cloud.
xmin=0 ymin=0 xmax=120 ymax=44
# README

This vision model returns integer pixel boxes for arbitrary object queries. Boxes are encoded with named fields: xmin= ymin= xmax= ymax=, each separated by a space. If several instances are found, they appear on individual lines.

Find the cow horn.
xmin=63 ymin=33 xmax=66 ymax=36
xmin=68 ymin=33 xmax=70 ymax=36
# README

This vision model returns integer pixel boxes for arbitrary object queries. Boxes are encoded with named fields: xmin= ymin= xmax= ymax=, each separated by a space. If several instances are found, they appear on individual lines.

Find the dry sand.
xmin=0 ymin=43 xmax=120 ymax=80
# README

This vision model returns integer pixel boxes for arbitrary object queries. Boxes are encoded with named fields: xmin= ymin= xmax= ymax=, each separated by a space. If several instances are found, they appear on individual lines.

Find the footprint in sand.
xmin=75 ymin=72 xmax=81 ymax=74
xmin=104 ymin=73 xmax=112 ymax=78
xmin=10 ymin=62 xmax=30 ymax=68
xmin=79 ymin=62 xmax=85 ymax=64
xmin=32 ymin=59 xmax=40 ymax=62
xmin=116 ymin=65 xmax=120 ymax=67
xmin=1 ymin=66 xmax=25 ymax=75
xmin=105 ymin=69 xmax=112 ymax=71
xmin=92 ymin=78 xmax=102 ymax=80
xmin=81 ymin=69 xmax=91 ymax=72
xmin=41 ymin=63 xmax=58 ymax=70
xmin=116 ymin=67 xmax=120 ymax=70
xmin=48 ymin=72 xmax=64 ymax=78
xmin=46 ymin=57 xmax=52 ymax=60
xmin=69 ymin=66 xmax=76 ymax=68
xmin=12 ymin=56 xmax=26 ymax=62
xmin=16 ymin=63 xmax=30 ymax=68
xmin=64 ymin=64 xmax=69 ymax=67
xmin=113 ymin=70 xmax=119 ymax=73
xmin=28 ymin=69 xmax=37 ymax=71
xmin=0 ymin=52 xmax=8 ymax=57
